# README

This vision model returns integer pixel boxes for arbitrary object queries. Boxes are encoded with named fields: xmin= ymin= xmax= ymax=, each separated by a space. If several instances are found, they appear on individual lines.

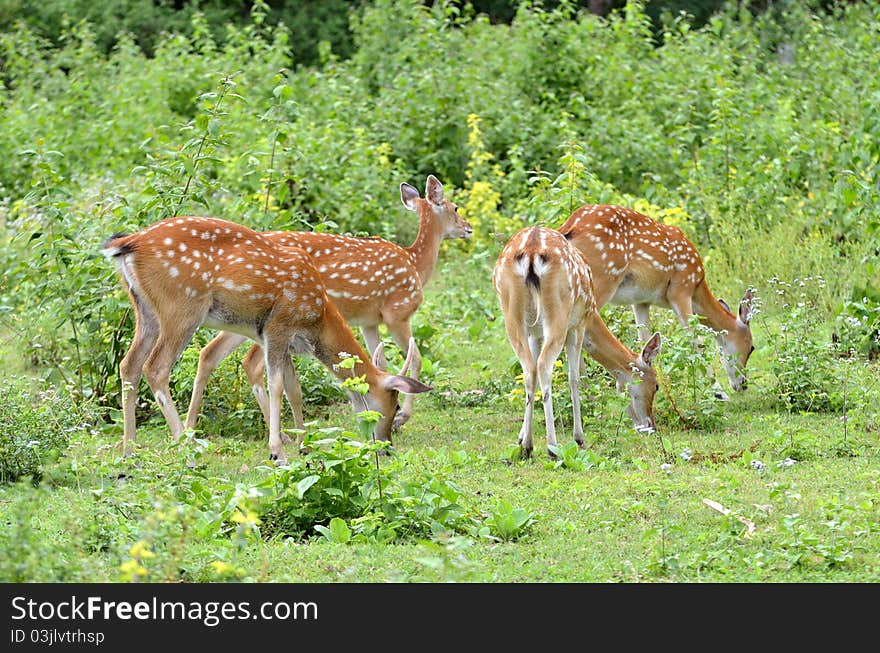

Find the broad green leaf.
xmin=295 ymin=475 xmax=320 ymax=500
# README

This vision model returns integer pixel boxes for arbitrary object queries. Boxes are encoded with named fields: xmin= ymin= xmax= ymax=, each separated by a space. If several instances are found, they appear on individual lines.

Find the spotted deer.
xmin=557 ymin=205 xmax=755 ymax=397
xmin=183 ymin=175 xmax=472 ymax=435
xmin=102 ymin=216 xmax=432 ymax=462
xmin=494 ymin=226 xmax=662 ymax=459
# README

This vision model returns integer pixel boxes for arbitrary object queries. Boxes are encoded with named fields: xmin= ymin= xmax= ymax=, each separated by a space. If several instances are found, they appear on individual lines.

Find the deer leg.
xmin=263 ymin=343 xmax=288 ymax=464
xmin=142 ymin=316 xmax=203 ymax=442
xmin=386 ymin=320 xmax=420 ymax=430
xmin=242 ymin=345 xmax=304 ymax=440
xmin=185 ymin=331 xmax=247 ymax=430
xmin=282 ymin=357 xmax=304 ymax=432
xmin=566 ymin=328 xmax=586 ymax=448
xmin=506 ymin=324 xmax=537 ymax=459
xmin=118 ymin=299 xmax=159 ymax=455
xmin=360 ymin=325 xmax=385 ymax=369
xmin=633 ymin=303 xmax=652 ymax=342
xmin=537 ymin=329 xmax=566 ymax=459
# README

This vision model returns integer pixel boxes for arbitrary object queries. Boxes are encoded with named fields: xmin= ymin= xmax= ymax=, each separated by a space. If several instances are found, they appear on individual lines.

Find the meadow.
xmin=1 ymin=0 xmax=879 ymax=583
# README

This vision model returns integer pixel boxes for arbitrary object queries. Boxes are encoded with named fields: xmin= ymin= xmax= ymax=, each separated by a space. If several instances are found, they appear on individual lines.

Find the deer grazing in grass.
xmin=557 ymin=205 xmax=755 ymax=398
xmin=494 ymin=226 xmax=662 ymax=459
xmin=183 ymin=175 xmax=472 ymax=435
xmin=102 ymin=216 xmax=432 ymax=462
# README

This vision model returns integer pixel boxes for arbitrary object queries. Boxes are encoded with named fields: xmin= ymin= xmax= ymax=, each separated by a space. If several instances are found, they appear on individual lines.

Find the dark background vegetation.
xmin=0 ymin=0 xmax=855 ymax=66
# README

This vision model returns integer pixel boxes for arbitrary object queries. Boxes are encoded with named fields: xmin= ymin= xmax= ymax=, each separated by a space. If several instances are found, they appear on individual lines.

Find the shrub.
xmin=834 ymin=287 xmax=880 ymax=360
xmin=0 ymin=377 xmax=90 ymax=484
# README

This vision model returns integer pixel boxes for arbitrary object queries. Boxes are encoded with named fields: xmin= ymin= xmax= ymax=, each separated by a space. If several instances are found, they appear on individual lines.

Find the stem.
xmin=661 ymin=523 xmax=666 ymax=569
xmin=842 ymin=355 xmax=848 ymax=443
xmin=174 ymin=76 xmax=232 ymax=217
xmin=358 ymin=393 xmax=383 ymax=502
xmin=264 ymin=134 xmax=277 ymax=218
xmin=68 ymin=314 xmax=84 ymax=402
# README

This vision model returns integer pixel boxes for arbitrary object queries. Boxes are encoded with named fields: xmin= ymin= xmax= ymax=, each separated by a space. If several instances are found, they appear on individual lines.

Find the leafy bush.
xmin=0 ymin=377 xmax=90 ymax=484
xmin=226 ymin=430 xmax=488 ymax=543
xmin=654 ymin=315 xmax=725 ymax=430
xmin=765 ymin=277 xmax=843 ymax=413
xmin=834 ymin=287 xmax=880 ymax=360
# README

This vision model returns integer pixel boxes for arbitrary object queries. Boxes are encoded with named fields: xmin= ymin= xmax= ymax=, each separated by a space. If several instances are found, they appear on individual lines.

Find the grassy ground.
xmin=2 ymin=257 xmax=879 ymax=583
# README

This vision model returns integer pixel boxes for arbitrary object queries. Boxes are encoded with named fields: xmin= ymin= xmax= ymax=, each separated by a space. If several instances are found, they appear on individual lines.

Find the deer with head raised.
xmin=102 ymin=216 xmax=432 ymax=462
xmin=494 ymin=226 xmax=662 ymax=459
xmin=557 ymin=204 xmax=755 ymax=397
xmin=183 ymin=175 xmax=472 ymax=436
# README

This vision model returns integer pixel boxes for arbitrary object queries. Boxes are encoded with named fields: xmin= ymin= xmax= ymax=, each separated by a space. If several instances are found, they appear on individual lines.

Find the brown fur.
xmin=494 ymin=226 xmax=661 ymax=459
xmin=558 ymin=204 xmax=754 ymax=391
xmin=185 ymin=175 xmax=471 ymax=433
xmin=104 ymin=216 xmax=431 ymax=462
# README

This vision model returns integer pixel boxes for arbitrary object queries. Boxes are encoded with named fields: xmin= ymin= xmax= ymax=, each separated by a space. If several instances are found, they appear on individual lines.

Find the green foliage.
xmin=3 ymin=0 xmax=880 ymax=585
xmin=477 ymin=500 xmax=536 ymax=541
xmin=834 ymin=287 xmax=880 ymax=360
xmin=213 ymin=429 xmax=510 ymax=543
xmin=654 ymin=315 xmax=724 ymax=429
xmin=315 ymin=517 xmax=352 ymax=543
xmin=546 ymin=440 xmax=616 ymax=471
xmin=765 ymin=277 xmax=843 ymax=413
xmin=253 ymin=433 xmax=385 ymax=540
xmin=411 ymin=533 xmax=479 ymax=581
xmin=0 ymin=1 xmax=358 ymax=66
xmin=0 ymin=377 xmax=90 ymax=484
xmin=2 ymin=0 xmax=880 ymax=420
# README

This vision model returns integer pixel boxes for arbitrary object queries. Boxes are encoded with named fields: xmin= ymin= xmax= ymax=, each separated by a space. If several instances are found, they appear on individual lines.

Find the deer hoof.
xmin=714 ymin=390 xmax=730 ymax=401
xmin=547 ymin=447 xmax=558 ymax=461
xmin=520 ymin=444 xmax=533 ymax=460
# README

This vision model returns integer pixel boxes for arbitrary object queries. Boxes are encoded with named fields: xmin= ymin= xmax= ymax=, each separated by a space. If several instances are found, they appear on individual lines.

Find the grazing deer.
xmin=557 ymin=205 xmax=755 ymax=397
xmin=102 ymin=216 xmax=432 ymax=462
xmin=494 ymin=226 xmax=662 ymax=459
xmin=183 ymin=175 xmax=472 ymax=434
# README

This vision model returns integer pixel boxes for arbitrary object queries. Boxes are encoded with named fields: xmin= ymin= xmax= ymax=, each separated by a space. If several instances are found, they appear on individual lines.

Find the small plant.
xmin=765 ymin=276 xmax=842 ymax=413
xmin=654 ymin=315 xmax=724 ymax=430
xmin=546 ymin=440 xmax=605 ymax=472
xmin=834 ymin=287 xmax=880 ymax=360
xmin=412 ymin=533 xmax=479 ymax=582
xmin=315 ymin=517 xmax=352 ymax=544
xmin=477 ymin=500 xmax=536 ymax=542
xmin=0 ymin=377 xmax=89 ymax=484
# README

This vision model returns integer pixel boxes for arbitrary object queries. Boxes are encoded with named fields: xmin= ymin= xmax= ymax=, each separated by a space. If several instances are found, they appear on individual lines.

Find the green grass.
xmin=2 ymin=260 xmax=879 ymax=583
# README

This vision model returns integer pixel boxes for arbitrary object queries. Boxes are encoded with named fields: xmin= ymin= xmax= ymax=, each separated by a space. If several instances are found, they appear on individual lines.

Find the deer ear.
xmin=425 ymin=175 xmax=444 ymax=207
xmin=400 ymin=183 xmax=419 ymax=211
xmin=639 ymin=332 xmax=662 ymax=367
xmin=371 ymin=341 xmax=385 ymax=367
xmin=399 ymin=337 xmax=417 ymax=376
xmin=382 ymin=374 xmax=432 ymax=395
xmin=738 ymin=289 xmax=755 ymax=325
xmin=718 ymin=298 xmax=731 ymax=313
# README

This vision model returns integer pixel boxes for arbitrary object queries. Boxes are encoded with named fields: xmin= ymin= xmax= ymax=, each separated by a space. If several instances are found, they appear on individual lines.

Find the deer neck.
xmin=584 ymin=311 xmax=640 ymax=386
xmin=405 ymin=204 xmax=443 ymax=285
xmin=692 ymin=281 xmax=738 ymax=333
xmin=315 ymin=303 xmax=383 ymax=389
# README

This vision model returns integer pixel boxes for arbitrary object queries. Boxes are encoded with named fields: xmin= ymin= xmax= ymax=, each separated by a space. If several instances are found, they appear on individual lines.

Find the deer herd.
xmin=104 ymin=175 xmax=755 ymax=462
